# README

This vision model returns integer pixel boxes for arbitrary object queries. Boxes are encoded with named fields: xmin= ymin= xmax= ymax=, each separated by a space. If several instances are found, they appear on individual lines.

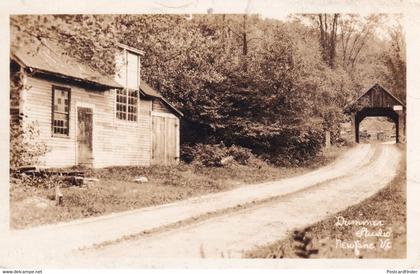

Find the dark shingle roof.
xmin=139 ymin=81 xmax=183 ymax=117
xmin=11 ymin=38 xmax=122 ymax=89
xmin=139 ymin=81 xmax=162 ymax=98
xmin=11 ymin=36 xmax=183 ymax=117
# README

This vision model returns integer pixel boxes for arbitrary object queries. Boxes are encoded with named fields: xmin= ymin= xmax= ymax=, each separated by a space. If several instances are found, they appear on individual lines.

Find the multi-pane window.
xmin=52 ymin=86 xmax=70 ymax=136
xmin=116 ymin=89 xmax=138 ymax=121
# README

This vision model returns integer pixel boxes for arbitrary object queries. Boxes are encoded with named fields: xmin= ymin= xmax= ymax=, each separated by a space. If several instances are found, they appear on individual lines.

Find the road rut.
xmin=62 ymin=144 xmax=402 ymax=266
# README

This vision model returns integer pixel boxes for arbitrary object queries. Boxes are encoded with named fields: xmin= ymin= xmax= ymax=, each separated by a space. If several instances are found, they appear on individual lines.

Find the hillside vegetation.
xmin=10 ymin=14 xmax=405 ymax=165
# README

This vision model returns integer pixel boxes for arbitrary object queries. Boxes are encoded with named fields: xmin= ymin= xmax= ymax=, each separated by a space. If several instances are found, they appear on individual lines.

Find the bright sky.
xmin=149 ymin=0 xmax=403 ymax=39
xmin=150 ymin=0 xmax=404 ymax=21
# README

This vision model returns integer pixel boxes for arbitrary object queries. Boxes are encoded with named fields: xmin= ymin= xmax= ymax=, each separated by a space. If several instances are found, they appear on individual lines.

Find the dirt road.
xmin=57 ymin=143 xmax=402 ymax=266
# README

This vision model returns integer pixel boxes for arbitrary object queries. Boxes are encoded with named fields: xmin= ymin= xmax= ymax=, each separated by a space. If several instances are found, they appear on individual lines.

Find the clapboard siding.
xmin=23 ymin=76 xmax=152 ymax=168
xmin=152 ymin=99 xmax=172 ymax=114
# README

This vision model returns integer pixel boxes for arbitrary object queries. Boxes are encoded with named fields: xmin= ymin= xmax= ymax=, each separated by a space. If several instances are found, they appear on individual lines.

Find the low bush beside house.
xmin=181 ymin=143 xmax=264 ymax=167
xmin=10 ymin=121 xmax=48 ymax=172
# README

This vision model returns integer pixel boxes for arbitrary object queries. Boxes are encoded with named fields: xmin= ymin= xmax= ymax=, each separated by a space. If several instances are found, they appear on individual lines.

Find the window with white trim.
xmin=52 ymin=86 xmax=70 ymax=136
xmin=116 ymin=89 xmax=138 ymax=121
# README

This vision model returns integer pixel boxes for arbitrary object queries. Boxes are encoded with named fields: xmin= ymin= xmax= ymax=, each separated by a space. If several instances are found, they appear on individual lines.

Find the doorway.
xmin=151 ymin=114 xmax=179 ymax=165
xmin=77 ymin=107 xmax=93 ymax=166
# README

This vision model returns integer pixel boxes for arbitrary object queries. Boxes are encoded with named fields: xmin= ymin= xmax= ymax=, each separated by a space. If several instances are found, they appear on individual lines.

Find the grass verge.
xmin=244 ymin=144 xmax=406 ymax=259
xmin=10 ymin=146 xmax=347 ymax=229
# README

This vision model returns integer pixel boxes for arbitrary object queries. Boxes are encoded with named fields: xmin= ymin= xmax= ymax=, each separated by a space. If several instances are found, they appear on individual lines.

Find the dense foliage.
xmin=10 ymin=14 xmax=405 ymax=165
xmin=10 ymin=122 xmax=47 ymax=170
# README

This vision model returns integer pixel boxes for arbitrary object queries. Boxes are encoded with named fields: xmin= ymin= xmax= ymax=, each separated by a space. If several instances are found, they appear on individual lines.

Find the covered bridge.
xmin=346 ymin=83 xmax=406 ymax=143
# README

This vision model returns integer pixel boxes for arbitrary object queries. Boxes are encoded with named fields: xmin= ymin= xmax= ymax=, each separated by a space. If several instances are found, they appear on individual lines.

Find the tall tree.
xmin=317 ymin=14 xmax=340 ymax=68
xmin=339 ymin=14 xmax=384 ymax=69
xmin=382 ymin=22 xmax=406 ymax=101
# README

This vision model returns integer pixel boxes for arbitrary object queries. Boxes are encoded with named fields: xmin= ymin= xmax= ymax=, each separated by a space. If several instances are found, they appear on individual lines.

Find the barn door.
xmin=77 ymin=107 xmax=93 ymax=166
xmin=152 ymin=115 xmax=179 ymax=165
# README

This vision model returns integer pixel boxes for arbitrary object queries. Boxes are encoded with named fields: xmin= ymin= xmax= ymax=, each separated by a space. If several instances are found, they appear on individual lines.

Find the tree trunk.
xmin=318 ymin=13 xmax=339 ymax=68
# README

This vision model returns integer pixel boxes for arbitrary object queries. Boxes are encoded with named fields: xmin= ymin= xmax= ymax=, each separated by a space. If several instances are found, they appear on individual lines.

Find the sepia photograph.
xmin=1 ymin=0 xmax=418 ymax=270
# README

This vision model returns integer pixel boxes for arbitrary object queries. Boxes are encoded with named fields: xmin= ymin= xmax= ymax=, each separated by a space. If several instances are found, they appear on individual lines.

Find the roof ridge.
xmin=11 ymin=35 xmax=122 ymax=89
xmin=349 ymin=83 xmax=405 ymax=108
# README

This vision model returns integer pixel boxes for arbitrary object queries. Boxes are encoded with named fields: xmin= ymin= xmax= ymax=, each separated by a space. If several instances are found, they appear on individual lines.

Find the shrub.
xmin=10 ymin=121 xmax=47 ymax=171
xmin=64 ymin=188 xmax=108 ymax=216
xmin=181 ymin=143 xmax=261 ymax=167
xmin=262 ymin=127 xmax=325 ymax=166
xmin=10 ymin=64 xmax=48 ymax=177
xmin=10 ymin=173 xmax=65 ymax=189
xmin=227 ymin=145 xmax=254 ymax=165
xmin=336 ymin=136 xmax=355 ymax=147
xmin=182 ymin=143 xmax=228 ymax=167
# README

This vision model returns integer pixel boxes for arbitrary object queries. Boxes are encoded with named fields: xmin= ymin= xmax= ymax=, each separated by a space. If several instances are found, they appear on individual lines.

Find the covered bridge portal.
xmin=347 ymin=84 xmax=406 ymax=143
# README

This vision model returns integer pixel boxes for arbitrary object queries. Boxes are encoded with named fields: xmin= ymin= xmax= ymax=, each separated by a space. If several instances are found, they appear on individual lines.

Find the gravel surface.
xmin=2 ymin=144 xmax=402 ymax=267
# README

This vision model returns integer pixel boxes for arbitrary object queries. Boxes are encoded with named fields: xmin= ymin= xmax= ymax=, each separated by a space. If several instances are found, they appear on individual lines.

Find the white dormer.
xmin=115 ymin=43 xmax=145 ymax=90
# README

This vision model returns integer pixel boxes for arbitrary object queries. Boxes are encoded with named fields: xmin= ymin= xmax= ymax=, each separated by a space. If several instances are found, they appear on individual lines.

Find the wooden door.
xmin=152 ymin=115 xmax=178 ymax=165
xmin=165 ymin=117 xmax=178 ymax=163
xmin=77 ymin=107 xmax=93 ymax=166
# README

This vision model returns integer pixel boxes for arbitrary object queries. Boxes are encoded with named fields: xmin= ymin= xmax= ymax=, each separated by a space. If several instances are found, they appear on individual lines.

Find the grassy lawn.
xmin=10 ymin=146 xmax=346 ymax=230
xmin=245 ymin=145 xmax=406 ymax=259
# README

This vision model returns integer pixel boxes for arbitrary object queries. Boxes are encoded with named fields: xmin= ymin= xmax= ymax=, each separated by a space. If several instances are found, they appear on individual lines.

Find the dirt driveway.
xmin=57 ymin=143 xmax=402 ymax=266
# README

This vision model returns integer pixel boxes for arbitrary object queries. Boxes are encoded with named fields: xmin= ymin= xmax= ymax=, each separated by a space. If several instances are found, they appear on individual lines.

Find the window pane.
xmin=54 ymin=88 xmax=69 ymax=113
xmin=53 ymin=87 xmax=70 ymax=135
xmin=116 ymin=88 xmax=138 ymax=121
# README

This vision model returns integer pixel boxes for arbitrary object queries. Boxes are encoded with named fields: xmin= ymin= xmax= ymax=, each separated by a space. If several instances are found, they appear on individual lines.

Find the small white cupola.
xmin=115 ymin=43 xmax=145 ymax=90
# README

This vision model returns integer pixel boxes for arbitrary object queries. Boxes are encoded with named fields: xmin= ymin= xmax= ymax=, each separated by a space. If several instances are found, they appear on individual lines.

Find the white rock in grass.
xmin=87 ymin=177 xmax=99 ymax=182
xmin=134 ymin=176 xmax=148 ymax=183
xmin=84 ymin=177 xmax=99 ymax=184
xmin=220 ymin=156 xmax=234 ymax=166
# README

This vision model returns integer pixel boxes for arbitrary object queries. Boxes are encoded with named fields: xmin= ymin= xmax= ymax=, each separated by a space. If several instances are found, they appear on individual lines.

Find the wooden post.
xmin=55 ymin=185 xmax=63 ymax=206
xmin=350 ymin=114 xmax=357 ymax=143
xmin=325 ymin=131 xmax=331 ymax=148
xmin=398 ymin=111 xmax=405 ymax=143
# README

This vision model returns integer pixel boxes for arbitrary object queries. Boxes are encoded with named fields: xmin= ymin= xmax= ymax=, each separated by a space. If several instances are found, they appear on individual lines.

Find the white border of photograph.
xmin=0 ymin=0 xmax=419 ymax=269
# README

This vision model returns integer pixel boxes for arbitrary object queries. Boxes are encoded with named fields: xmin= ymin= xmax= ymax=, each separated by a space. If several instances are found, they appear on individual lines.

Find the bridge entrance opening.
xmin=358 ymin=116 xmax=397 ymax=143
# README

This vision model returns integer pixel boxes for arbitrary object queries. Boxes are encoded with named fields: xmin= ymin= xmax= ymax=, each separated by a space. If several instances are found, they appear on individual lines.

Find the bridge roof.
xmin=347 ymin=83 xmax=405 ymax=112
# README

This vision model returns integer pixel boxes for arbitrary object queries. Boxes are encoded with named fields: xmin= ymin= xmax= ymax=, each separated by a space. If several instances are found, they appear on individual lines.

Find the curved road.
xmin=61 ymin=143 xmax=402 ymax=266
